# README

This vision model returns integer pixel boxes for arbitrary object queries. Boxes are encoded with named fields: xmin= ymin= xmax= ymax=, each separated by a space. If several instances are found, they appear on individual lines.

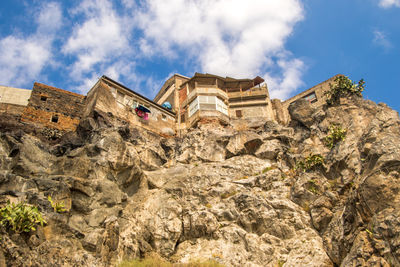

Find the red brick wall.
xmin=21 ymin=106 xmax=80 ymax=131
xmin=21 ymin=82 xmax=85 ymax=132
xmin=179 ymin=86 xmax=187 ymax=106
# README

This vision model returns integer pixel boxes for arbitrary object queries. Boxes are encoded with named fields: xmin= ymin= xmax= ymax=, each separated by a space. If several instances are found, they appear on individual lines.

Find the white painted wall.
xmin=0 ymin=86 xmax=32 ymax=106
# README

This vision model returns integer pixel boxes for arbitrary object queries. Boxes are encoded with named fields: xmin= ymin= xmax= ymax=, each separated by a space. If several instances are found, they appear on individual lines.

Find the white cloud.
xmin=135 ymin=0 xmax=305 ymax=97
xmin=74 ymin=61 xmax=136 ymax=93
xmin=0 ymin=2 xmax=62 ymax=87
xmin=63 ymin=0 xmax=132 ymax=80
xmin=37 ymin=2 xmax=63 ymax=34
xmin=379 ymin=0 xmax=400 ymax=8
xmin=373 ymin=30 xmax=392 ymax=50
xmin=265 ymin=58 xmax=305 ymax=99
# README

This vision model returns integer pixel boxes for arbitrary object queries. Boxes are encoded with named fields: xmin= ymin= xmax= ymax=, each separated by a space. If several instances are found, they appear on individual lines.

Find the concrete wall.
xmin=21 ymin=82 xmax=84 ymax=131
xmin=283 ymin=75 xmax=341 ymax=109
xmin=186 ymin=109 xmax=229 ymax=128
xmin=157 ymin=84 xmax=176 ymax=110
xmin=154 ymin=74 xmax=189 ymax=112
xmin=229 ymin=103 xmax=272 ymax=120
xmin=271 ymin=74 xmax=341 ymax=125
xmin=271 ymin=99 xmax=289 ymax=125
xmin=227 ymin=85 xmax=274 ymax=120
xmin=0 ymin=86 xmax=32 ymax=106
xmin=87 ymin=80 xmax=176 ymax=136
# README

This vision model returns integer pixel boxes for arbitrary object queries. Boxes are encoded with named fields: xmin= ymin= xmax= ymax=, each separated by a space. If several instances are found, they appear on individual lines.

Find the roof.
xmin=153 ymin=73 xmax=190 ymax=102
xmin=283 ymin=74 xmax=343 ymax=103
xmin=101 ymin=75 xmax=176 ymax=116
xmin=180 ymin=72 xmax=264 ymax=88
xmin=33 ymin=82 xmax=84 ymax=98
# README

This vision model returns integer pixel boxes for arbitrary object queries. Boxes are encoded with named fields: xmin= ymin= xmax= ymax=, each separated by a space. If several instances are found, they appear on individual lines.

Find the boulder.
xmin=288 ymin=98 xmax=315 ymax=128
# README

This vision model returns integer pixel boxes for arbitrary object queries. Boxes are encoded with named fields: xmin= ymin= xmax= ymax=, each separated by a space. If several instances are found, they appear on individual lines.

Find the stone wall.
xmin=154 ymin=74 xmax=189 ymax=112
xmin=283 ymin=75 xmax=341 ymax=109
xmin=229 ymin=103 xmax=272 ymax=120
xmin=227 ymin=85 xmax=274 ymax=121
xmin=21 ymin=82 xmax=85 ymax=132
xmin=270 ymin=74 xmax=342 ymax=125
xmin=0 ymin=103 xmax=26 ymax=116
xmin=271 ymin=99 xmax=289 ymax=125
xmin=87 ymin=79 xmax=176 ymax=136
xmin=186 ymin=109 xmax=230 ymax=128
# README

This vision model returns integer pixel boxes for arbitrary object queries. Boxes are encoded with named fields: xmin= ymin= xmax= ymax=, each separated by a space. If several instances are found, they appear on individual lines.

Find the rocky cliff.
xmin=0 ymin=95 xmax=399 ymax=266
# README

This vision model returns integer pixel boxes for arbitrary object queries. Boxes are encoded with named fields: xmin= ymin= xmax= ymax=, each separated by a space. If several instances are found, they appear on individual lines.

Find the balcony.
xmin=185 ymin=87 xmax=228 ymax=106
xmin=228 ymin=87 xmax=268 ymax=100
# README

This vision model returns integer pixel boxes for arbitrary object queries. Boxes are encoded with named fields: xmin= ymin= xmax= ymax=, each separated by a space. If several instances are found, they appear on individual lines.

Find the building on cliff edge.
xmin=0 ymin=73 xmax=341 ymax=136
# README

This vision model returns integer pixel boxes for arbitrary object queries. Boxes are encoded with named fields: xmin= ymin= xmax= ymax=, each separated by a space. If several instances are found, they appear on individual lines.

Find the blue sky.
xmin=0 ymin=0 xmax=399 ymax=112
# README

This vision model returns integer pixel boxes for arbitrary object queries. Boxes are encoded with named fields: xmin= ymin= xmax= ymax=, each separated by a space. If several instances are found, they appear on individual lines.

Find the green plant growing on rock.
xmin=365 ymin=228 xmax=374 ymax=238
xmin=0 ymin=201 xmax=46 ymax=233
xmin=221 ymin=190 xmax=237 ymax=199
xmin=325 ymin=124 xmax=347 ymax=149
xmin=326 ymin=75 xmax=365 ymax=105
xmin=277 ymin=259 xmax=286 ymax=267
xmin=48 ymin=196 xmax=67 ymax=213
xmin=296 ymin=154 xmax=325 ymax=172
xmin=302 ymin=201 xmax=311 ymax=213
xmin=262 ymin=165 xmax=276 ymax=174
xmin=307 ymin=179 xmax=319 ymax=194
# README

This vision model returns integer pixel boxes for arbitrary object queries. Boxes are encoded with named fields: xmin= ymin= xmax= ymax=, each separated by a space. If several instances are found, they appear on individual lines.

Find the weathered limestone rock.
xmin=0 ymin=95 xmax=399 ymax=266
xmin=226 ymin=131 xmax=262 ymax=157
xmin=288 ymin=98 xmax=315 ymax=128
xmin=254 ymin=139 xmax=281 ymax=159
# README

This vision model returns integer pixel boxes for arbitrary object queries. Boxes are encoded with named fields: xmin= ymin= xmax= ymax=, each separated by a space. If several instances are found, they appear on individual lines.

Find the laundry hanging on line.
xmin=135 ymin=105 xmax=151 ymax=120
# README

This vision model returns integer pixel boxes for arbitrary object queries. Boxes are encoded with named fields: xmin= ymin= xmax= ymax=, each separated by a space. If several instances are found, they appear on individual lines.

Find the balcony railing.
xmin=187 ymin=87 xmax=228 ymax=102
xmin=227 ymin=87 xmax=268 ymax=100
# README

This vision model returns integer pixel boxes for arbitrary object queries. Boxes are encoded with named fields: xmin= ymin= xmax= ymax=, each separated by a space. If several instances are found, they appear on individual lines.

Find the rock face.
xmin=0 ymin=96 xmax=399 ymax=266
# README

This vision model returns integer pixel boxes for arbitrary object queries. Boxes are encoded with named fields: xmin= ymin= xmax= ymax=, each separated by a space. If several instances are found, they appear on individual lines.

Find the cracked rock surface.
xmin=0 ymin=96 xmax=399 ymax=266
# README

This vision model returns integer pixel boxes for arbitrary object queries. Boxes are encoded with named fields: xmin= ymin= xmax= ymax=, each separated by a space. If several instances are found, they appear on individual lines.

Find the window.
xmin=40 ymin=96 xmax=47 ymax=101
xmin=188 ymin=98 xmax=199 ymax=117
xmin=304 ymin=92 xmax=317 ymax=103
xmin=110 ymin=87 xmax=117 ymax=97
xmin=116 ymin=91 xmax=124 ymax=103
xmin=198 ymin=95 xmax=216 ymax=104
xmin=51 ymin=115 xmax=59 ymax=123
xmin=161 ymin=114 xmax=167 ymax=121
xmin=216 ymin=97 xmax=228 ymax=115
xmin=124 ymin=96 xmax=132 ymax=105
xmin=131 ymin=100 xmax=138 ymax=108
xmin=189 ymin=95 xmax=228 ymax=117
xmin=236 ymin=110 xmax=242 ymax=118
xmin=181 ymin=114 xmax=185 ymax=123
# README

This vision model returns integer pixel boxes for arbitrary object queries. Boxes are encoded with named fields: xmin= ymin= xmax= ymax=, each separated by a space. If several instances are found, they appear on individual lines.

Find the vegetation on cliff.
xmin=326 ymin=75 xmax=365 ymax=104
xmin=0 ymin=202 xmax=46 ymax=233
xmin=0 ymin=76 xmax=399 ymax=266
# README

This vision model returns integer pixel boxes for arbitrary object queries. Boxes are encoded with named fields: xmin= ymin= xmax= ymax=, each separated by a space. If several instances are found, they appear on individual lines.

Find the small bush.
xmin=325 ymin=124 xmax=347 ymax=149
xmin=296 ymin=154 xmax=324 ymax=172
xmin=307 ymin=180 xmax=319 ymax=194
xmin=0 ymin=201 xmax=46 ymax=233
xmin=277 ymin=259 xmax=286 ymax=267
xmin=48 ymin=196 xmax=68 ymax=213
xmin=326 ymin=75 xmax=365 ymax=105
